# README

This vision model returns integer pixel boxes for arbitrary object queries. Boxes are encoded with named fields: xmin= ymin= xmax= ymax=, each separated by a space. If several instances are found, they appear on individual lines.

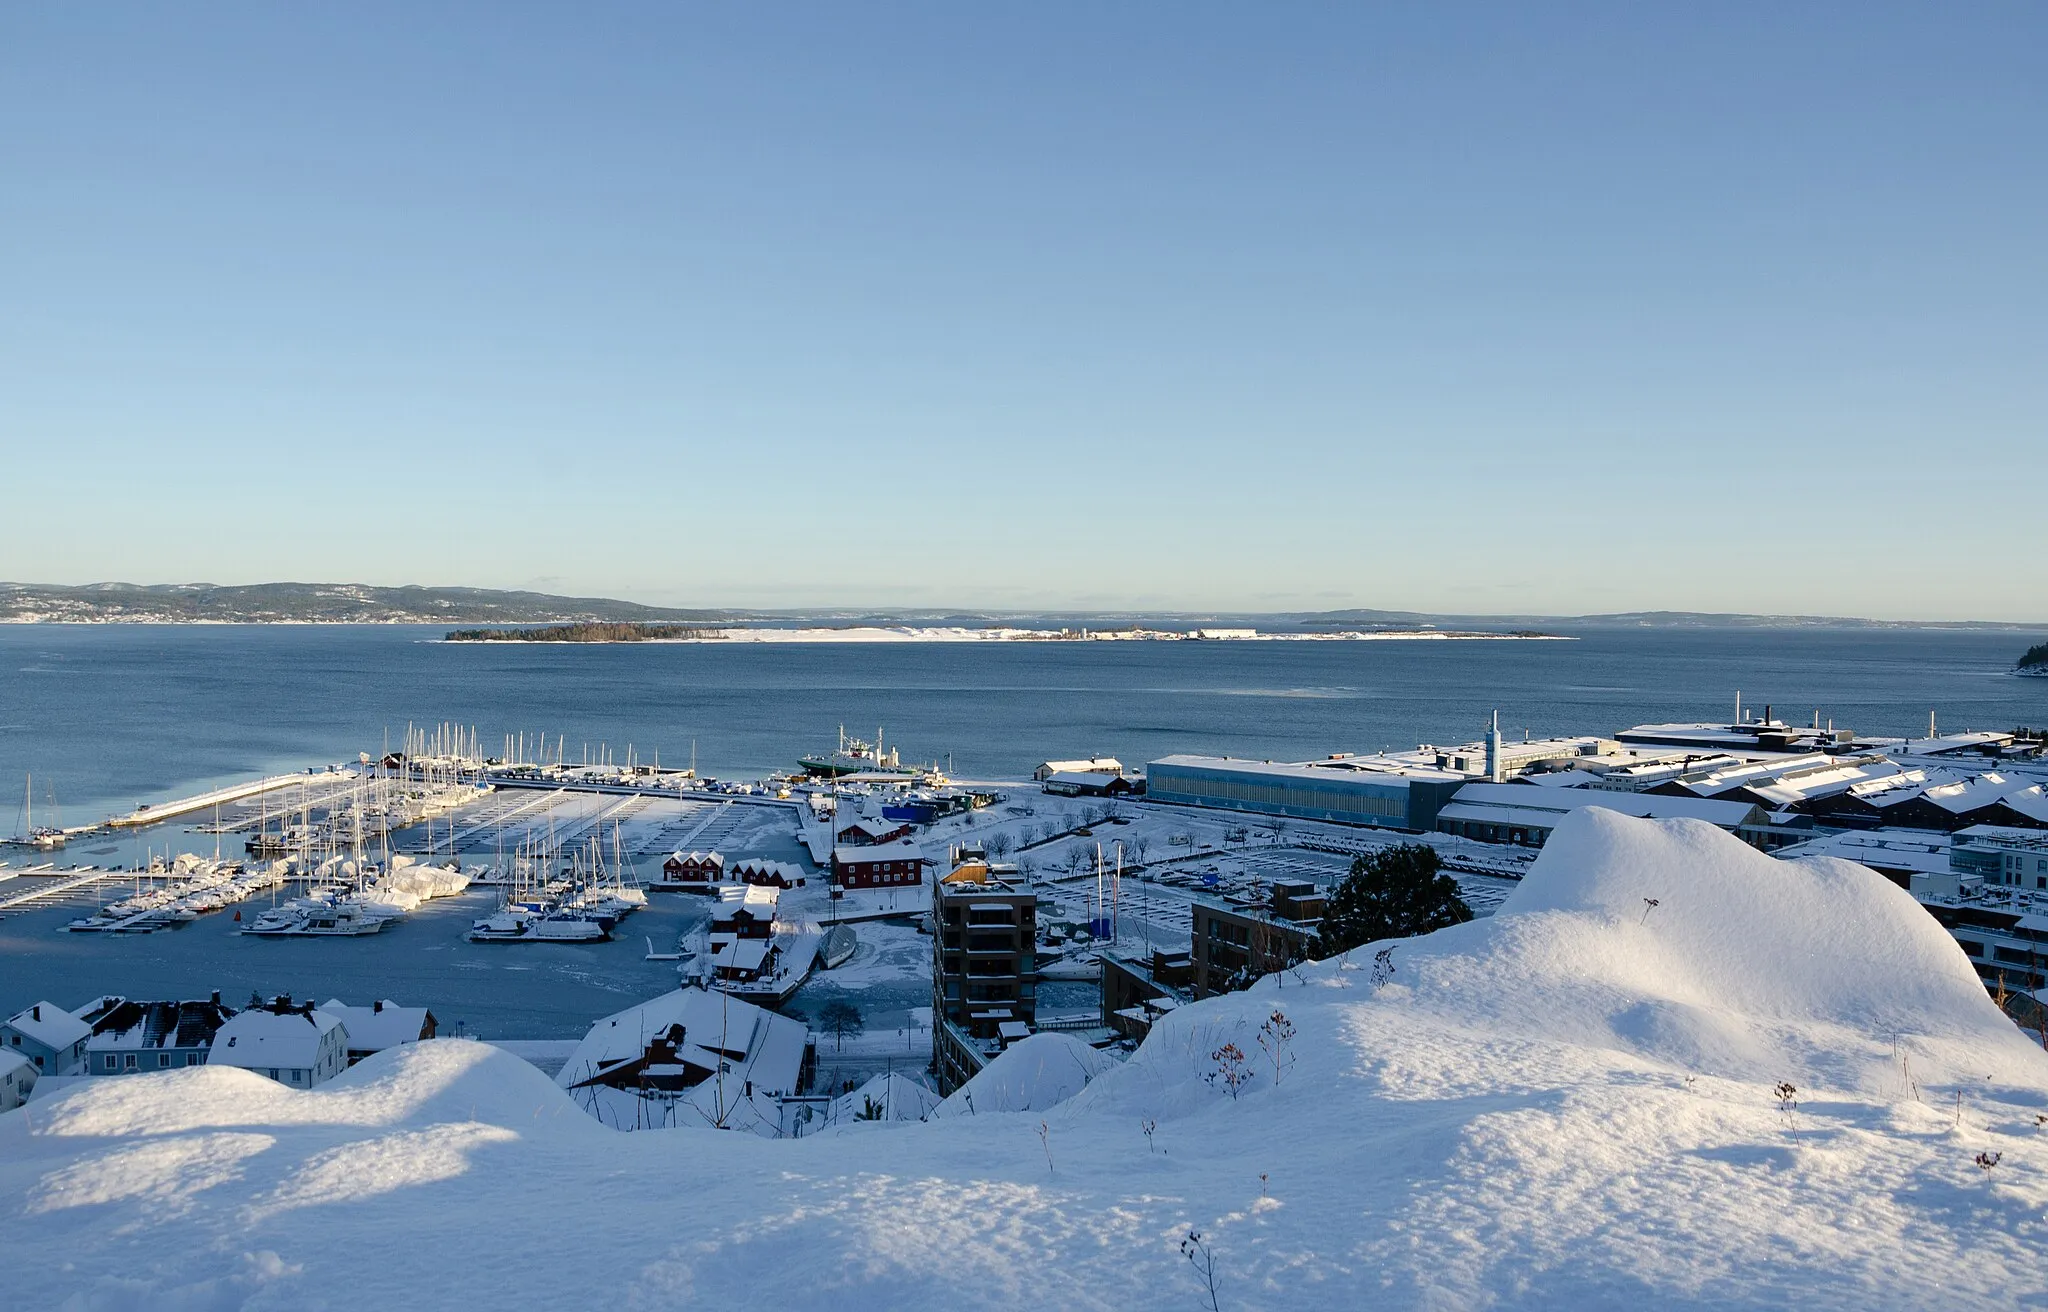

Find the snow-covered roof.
xmin=211 ymin=1008 xmax=345 ymax=1070
xmin=1518 ymin=769 xmax=1608 ymax=789
xmin=837 ymin=816 xmax=909 ymax=840
xmin=731 ymin=859 xmax=804 ymax=880
xmin=5 ymin=1002 xmax=91 ymax=1052
xmin=1774 ymin=830 xmax=1954 ymax=877
xmin=664 ymin=849 xmax=723 ymax=866
xmin=833 ymin=838 xmax=926 ymax=863
xmin=713 ymin=940 xmax=771 ymax=972
xmin=1149 ymin=753 xmax=1466 ymax=785
xmin=710 ymin=883 xmax=781 ymax=918
xmin=0 ymin=1049 xmax=33 ymax=1079
xmin=555 ymin=986 xmax=804 ymax=1102
xmin=85 ymin=1000 xmax=234 ymax=1053
xmin=1038 ymin=758 xmax=1123 ymax=775
xmin=319 ymin=1000 xmax=433 ymax=1052
xmin=1439 ymin=785 xmax=1765 ymax=829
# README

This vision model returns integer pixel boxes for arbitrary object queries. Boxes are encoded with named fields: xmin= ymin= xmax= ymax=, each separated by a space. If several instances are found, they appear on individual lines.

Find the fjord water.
xmin=1 ymin=624 xmax=2042 ymax=1036
xmin=2 ymin=623 xmax=2043 ymax=819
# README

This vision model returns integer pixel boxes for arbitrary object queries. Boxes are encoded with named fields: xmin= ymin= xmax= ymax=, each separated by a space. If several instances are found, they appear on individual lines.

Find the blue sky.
xmin=2 ymin=5 xmax=2041 ymax=618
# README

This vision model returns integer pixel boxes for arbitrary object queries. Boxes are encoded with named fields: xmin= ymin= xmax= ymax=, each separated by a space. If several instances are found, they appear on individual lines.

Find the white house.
xmin=3 ymin=1001 xmax=92 ymax=1076
xmin=319 ymin=999 xmax=437 ymax=1065
xmin=0 ymin=1049 xmax=35 ymax=1110
xmin=209 ymin=1000 xmax=350 ymax=1088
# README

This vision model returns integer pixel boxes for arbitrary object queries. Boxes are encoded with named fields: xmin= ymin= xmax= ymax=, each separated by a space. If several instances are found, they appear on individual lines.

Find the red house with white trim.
xmin=833 ymin=838 xmax=927 ymax=890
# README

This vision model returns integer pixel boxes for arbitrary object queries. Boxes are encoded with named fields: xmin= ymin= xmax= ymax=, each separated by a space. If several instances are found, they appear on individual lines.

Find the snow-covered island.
xmin=2017 ymin=641 xmax=2048 ymax=677
xmin=3 ymin=809 xmax=2044 ymax=1308
xmin=443 ymin=625 xmax=1567 ymax=644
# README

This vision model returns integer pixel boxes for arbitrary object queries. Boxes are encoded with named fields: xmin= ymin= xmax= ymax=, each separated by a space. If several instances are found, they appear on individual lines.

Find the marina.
xmin=3 ymin=623 xmax=2043 ymax=1059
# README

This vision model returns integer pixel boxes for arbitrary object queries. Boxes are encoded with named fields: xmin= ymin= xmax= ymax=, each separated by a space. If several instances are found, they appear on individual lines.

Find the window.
xmin=105 ymin=1055 xmax=117 ymax=1071
xmin=159 ymin=1054 xmax=170 ymax=1068
xmin=124 ymin=1054 xmax=136 ymax=1071
xmin=186 ymin=1054 xmax=199 ymax=1067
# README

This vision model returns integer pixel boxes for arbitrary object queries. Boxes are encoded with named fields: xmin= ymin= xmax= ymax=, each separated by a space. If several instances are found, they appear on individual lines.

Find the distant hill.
xmin=0 ymin=582 xmax=739 ymax=625
xmin=1 ymin=583 xmax=2039 ymax=630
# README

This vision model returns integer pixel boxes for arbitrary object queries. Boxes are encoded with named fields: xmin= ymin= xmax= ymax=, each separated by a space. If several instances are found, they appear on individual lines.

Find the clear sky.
xmin=2 ymin=5 xmax=2041 ymax=619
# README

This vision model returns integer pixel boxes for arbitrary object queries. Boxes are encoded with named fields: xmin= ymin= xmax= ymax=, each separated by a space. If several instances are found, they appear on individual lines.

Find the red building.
xmin=833 ymin=838 xmax=928 ymax=890
xmin=656 ymin=850 xmax=724 ymax=889
xmin=731 ymin=859 xmax=806 ymax=889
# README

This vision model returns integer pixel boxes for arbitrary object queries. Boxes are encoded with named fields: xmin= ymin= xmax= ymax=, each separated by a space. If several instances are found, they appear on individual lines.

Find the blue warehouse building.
xmin=1144 ymin=754 xmax=1466 ymax=831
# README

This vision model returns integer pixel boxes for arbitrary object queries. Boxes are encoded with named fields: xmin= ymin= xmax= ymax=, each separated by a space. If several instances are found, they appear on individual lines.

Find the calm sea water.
xmin=2 ymin=623 xmax=2041 ymax=1038
xmin=2 ymin=623 xmax=2042 ymax=818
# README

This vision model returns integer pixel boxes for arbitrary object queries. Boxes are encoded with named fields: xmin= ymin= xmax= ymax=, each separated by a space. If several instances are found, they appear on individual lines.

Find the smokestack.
xmin=1486 ymin=711 xmax=1504 ymax=783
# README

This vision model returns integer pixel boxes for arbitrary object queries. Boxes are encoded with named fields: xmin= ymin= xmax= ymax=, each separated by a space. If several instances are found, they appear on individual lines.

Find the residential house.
xmin=208 ymin=998 xmax=350 ymax=1089
xmin=79 ymin=994 xmax=236 ymax=1075
xmin=0 ymin=1049 xmax=34 ymax=1110
xmin=3 ymin=1001 xmax=91 ymax=1076
xmin=319 ymin=999 xmax=438 ymax=1065
xmin=555 ymin=984 xmax=813 ymax=1135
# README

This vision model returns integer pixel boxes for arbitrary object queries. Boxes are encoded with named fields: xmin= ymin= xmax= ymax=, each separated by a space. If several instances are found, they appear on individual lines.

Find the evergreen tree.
xmin=1319 ymin=844 xmax=1472 ymax=956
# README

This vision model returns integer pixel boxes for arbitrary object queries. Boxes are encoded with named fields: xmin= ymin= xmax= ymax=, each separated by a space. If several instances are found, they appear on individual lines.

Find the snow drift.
xmin=933 ymin=1032 xmax=1119 ymax=1119
xmin=5 ymin=809 xmax=2047 ymax=1310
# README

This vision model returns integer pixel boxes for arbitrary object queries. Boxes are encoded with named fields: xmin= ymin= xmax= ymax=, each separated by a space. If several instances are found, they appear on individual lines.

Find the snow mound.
xmin=932 ymin=1032 xmax=1119 ymax=1118
xmin=1077 ymin=808 xmax=2044 ymax=1125
xmin=17 ymin=1038 xmax=595 ymax=1142
xmin=829 ymin=1071 xmax=942 ymax=1126
xmin=6 ymin=811 xmax=2048 ymax=1310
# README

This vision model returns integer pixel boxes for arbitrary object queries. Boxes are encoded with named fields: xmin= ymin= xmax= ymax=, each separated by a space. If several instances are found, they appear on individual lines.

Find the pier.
xmin=104 ymin=769 xmax=360 ymax=829
xmin=0 ymin=867 xmax=119 ymax=914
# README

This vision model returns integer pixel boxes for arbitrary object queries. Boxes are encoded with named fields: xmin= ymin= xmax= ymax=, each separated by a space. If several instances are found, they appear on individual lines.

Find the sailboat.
xmin=8 ymin=774 xmax=67 ymax=850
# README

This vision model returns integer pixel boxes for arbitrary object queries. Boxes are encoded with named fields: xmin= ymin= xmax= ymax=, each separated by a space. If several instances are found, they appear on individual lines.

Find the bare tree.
xmin=817 ymin=1000 xmax=865 ymax=1051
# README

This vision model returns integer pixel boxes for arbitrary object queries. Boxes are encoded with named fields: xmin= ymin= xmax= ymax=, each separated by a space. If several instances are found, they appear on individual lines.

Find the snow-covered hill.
xmin=4 ymin=810 xmax=2045 ymax=1309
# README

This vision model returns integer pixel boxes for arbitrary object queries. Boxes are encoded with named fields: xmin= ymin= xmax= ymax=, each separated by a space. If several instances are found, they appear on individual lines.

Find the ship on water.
xmin=798 ymin=726 xmax=924 ymax=780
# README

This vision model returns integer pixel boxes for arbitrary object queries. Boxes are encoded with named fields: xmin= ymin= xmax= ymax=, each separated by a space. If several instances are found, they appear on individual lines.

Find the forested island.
xmin=2018 ymin=641 xmax=2048 ymax=675
xmin=445 ymin=623 xmax=721 ymax=643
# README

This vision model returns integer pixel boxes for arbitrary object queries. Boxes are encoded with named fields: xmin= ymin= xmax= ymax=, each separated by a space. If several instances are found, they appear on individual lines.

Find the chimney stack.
xmin=1486 ymin=711 xmax=1505 ymax=783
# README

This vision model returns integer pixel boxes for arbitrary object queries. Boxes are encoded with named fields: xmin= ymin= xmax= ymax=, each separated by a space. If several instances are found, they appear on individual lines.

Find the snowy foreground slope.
xmin=5 ymin=811 xmax=2048 ymax=1310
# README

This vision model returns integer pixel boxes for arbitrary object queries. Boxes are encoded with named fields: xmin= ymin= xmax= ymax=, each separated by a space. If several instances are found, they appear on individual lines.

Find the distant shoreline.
xmin=441 ymin=624 xmax=1575 ymax=645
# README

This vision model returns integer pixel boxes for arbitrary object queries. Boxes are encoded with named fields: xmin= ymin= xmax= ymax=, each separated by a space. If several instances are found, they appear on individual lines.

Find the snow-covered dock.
xmin=103 ymin=769 xmax=359 ymax=829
